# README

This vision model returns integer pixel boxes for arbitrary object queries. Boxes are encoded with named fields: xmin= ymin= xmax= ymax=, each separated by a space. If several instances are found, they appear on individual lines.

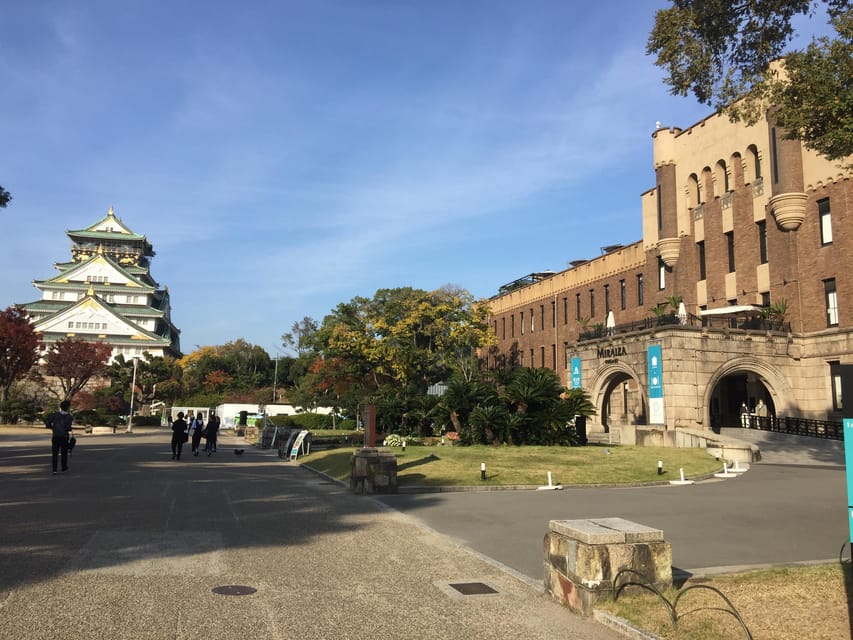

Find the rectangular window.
xmin=589 ymin=289 xmax=595 ymax=318
xmin=830 ymin=361 xmax=843 ymax=411
xmin=637 ymin=274 xmax=644 ymax=306
xmin=550 ymin=301 xmax=555 ymax=328
xmin=511 ymin=314 xmax=515 ymax=338
xmin=757 ymin=221 xmax=768 ymax=264
xmin=551 ymin=344 xmax=556 ymax=369
xmin=529 ymin=349 xmax=534 ymax=368
xmin=520 ymin=311 xmax=525 ymax=335
xmin=52 ymin=291 xmax=61 ymax=300
xmin=770 ymin=127 xmax=779 ymax=184
xmin=658 ymin=258 xmax=666 ymax=290
xmin=697 ymin=241 xmax=706 ymax=280
xmin=604 ymin=284 xmax=610 ymax=314
xmin=819 ymin=198 xmax=832 ymax=245
xmin=620 ymin=279 xmax=626 ymax=310
xmin=726 ymin=231 xmax=735 ymax=273
xmin=530 ymin=308 xmax=535 ymax=333
xmin=540 ymin=346 xmax=545 ymax=368
xmin=541 ymin=304 xmax=546 ymax=330
xmin=656 ymin=185 xmax=663 ymax=231
xmin=576 ymin=293 xmax=581 ymax=321
xmin=825 ymin=278 xmax=839 ymax=326
xmin=67 ymin=321 xmax=73 ymax=329
xmin=761 ymin=292 xmax=771 ymax=307
xmin=501 ymin=317 xmax=506 ymax=339
xmin=563 ymin=297 xmax=568 ymax=325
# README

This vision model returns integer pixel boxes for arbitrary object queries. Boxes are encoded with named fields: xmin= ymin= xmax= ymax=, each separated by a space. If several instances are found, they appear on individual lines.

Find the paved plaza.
xmin=0 ymin=427 xmax=619 ymax=640
xmin=0 ymin=426 xmax=846 ymax=639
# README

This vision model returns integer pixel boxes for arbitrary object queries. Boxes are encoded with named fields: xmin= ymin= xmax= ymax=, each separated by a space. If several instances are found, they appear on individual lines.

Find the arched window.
xmin=714 ymin=159 xmax=730 ymax=194
xmin=701 ymin=167 xmax=712 ymax=202
xmin=746 ymin=145 xmax=762 ymax=184
xmin=687 ymin=174 xmax=700 ymax=208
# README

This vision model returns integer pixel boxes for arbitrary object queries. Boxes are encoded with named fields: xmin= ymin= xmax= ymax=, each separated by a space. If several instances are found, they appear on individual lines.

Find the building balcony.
xmin=577 ymin=311 xmax=790 ymax=343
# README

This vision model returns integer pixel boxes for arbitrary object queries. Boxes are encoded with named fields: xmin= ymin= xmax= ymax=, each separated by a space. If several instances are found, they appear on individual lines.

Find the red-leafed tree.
xmin=0 ymin=305 xmax=40 ymax=401
xmin=43 ymin=338 xmax=113 ymax=403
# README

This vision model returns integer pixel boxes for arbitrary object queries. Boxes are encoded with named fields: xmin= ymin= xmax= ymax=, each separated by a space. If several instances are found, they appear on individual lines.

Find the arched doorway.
xmin=600 ymin=372 xmax=646 ymax=433
xmin=705 ymin=358 xmax=791 ymax=431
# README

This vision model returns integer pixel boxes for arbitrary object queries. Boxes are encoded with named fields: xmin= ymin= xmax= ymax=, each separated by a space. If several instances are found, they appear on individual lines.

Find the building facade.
xmin=22 ymin=207 xmax=181 ymax=361
xmin=486 ymin=109 xmax=852 ymax=436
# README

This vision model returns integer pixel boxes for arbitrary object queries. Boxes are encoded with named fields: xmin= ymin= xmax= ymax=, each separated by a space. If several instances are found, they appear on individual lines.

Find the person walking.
xmin=206 ymin=414 xmax=220 ymax=456
xmin=740 ymin=401 xmax=750 ymax=428
xmin=189 ymin=411 xmax=205 ymax=456
xmin=171 ymin=411 xmax=188 ymax=460
xmin=45 ymin=400 xmax=74 ymax=475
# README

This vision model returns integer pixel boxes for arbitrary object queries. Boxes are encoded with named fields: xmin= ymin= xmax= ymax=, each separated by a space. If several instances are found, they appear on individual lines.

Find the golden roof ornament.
xmin=107 ymin=206 xmax=115 ymax=217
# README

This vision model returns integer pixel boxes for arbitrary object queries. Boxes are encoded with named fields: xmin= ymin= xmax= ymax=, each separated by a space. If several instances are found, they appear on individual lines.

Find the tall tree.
xmin=0 ymin=306 xmax=40 ymax=401
xmin=43 ymin=338 xmax=113 ymax=402
xmin=0 ymin=185 xmax=10 ymax=208
xmin=647 ymin=1 xmax=853 ymax=161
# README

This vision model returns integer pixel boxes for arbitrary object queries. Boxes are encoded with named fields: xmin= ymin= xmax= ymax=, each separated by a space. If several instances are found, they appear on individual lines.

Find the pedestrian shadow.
xmin=397 ymin=455 xmax=438 ymax=471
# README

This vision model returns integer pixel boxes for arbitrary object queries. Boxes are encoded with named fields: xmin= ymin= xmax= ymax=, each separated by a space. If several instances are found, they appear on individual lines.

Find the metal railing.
xmin=749 ymin=415 xmax=843 ymax=440
xmin=578 ymin=312 xmax=790 ymax=342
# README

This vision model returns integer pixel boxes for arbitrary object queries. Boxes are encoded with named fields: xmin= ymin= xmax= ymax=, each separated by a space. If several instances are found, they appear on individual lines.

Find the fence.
xmin=750 ymin=415 xmax=843 ymax=440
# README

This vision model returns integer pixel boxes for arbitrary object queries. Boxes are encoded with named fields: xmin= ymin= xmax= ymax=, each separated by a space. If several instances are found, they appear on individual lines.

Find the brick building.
xmin=486 ymin=107 xmax=852 ymax=437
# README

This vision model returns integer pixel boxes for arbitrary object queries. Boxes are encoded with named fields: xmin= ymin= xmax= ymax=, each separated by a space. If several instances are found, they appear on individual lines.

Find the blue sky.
xmin=0 ymin=1 xmax=825 ymax=355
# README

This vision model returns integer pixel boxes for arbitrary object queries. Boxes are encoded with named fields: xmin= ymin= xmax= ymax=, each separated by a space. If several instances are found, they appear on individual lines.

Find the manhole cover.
xmin=212 ymin=585 xmax=257 ymax=596
xmin=448 ymin=582 xmax=498 ymax=596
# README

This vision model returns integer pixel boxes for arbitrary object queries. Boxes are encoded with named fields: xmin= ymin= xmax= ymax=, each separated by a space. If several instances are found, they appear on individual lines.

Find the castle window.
xmin=830 ymin=361 xmax=842 ymax=411
xmin=589 ymin=289 xmax=595 ymax=317
xmin=819 ymin=198 xmax=832 ymax=245
xmin=576 ymin=293 xmax=581 ymax=321
xmin=757 ymin=221 xmax=768 ymax=264
xmin=658 ymin=258 xmax=666 ymax=290
xmin=726 ymin=232 xmax=735 ymax=273
xmin=637 ymin=274 xmax=644 ymax=306
xmin=825 ymin=279 xmax=839 ymax=327
xmin=697 ymin=241 xmax=706 ymax=280
xmin=620 ymin=279 xmax=626 ymax=310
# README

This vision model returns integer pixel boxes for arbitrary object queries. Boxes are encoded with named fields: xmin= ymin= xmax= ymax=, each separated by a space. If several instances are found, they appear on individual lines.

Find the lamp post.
xmin=272 ymin=356 xmax=279 ymax=403
xmin=126 ymin=357 xmax=138 ymax=433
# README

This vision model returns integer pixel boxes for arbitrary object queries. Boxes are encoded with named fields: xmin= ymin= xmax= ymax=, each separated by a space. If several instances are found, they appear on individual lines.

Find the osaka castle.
xmin=21 ymin=207 xmax=182 ymax=360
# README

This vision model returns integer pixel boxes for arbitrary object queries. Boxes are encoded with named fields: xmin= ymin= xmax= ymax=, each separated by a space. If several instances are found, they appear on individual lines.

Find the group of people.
xmin=740 ymin=398 xmax=769 ymax=428
xmin=170 ymin=411 xmax=220 ymax=460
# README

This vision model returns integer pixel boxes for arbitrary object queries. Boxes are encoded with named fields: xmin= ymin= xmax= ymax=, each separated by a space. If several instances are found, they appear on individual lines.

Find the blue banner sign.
xmin=845 ymin=418 xmax=853 ymax=543
xmin=571 ymin=356 xmax=582 ymax=389
xmin=647 ymin=343 xmax=664 ymax=424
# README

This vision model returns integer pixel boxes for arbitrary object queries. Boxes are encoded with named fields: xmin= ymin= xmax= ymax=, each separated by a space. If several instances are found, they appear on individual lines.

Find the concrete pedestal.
xmin=544 ymin=517 xmax=672 ymax=616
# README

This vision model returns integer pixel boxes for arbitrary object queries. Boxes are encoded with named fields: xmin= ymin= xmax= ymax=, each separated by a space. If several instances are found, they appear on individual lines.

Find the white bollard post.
xmin=679 ymin=468 xmax=685 ymax=482
xmin=547 ymin=471 xmax=553 ymax=487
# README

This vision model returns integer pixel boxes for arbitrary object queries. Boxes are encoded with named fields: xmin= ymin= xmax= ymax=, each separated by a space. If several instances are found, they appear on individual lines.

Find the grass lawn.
xmin=597 ymin=563 xmax=852 ymax=640
xmin=299 ymin=443 xmax=724 ymax=486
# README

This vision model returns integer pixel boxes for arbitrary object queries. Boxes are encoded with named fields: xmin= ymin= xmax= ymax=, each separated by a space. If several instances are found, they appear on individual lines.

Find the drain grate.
xmin=212 ymin=585 xmax=257 ymax=596
xmin=449 ymin=582 xmax=498 ymax=595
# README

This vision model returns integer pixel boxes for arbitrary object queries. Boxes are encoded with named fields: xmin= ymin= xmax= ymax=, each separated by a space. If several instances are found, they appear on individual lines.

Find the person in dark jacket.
xmin=45 ymin=400 xmax=74 ymax=475
xmin=206 ymin=414 xmax=220 ymax=456
xmin=171 ymin=412 xmax=188 ymax=460
xmin=188 ymin=412 xmax=205 ymax=456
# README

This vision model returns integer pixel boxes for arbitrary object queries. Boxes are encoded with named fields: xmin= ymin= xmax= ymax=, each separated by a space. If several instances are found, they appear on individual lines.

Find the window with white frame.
xmin=819 ymin=198 xmax=832 ymax=245
xmin=825 ymin=279 xmax=839 ymax=327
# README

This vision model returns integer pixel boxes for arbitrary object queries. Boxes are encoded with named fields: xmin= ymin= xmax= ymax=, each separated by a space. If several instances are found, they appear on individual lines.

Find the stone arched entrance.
xmin=704 ymin=357 xmax=793 ymax=430
xmin=590 ymin=365 xmax=647 ymax=433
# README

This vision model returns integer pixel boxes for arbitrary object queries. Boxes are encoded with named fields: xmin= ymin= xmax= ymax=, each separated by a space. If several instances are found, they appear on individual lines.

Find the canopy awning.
xmin=699 ymin=305 xmax=761 ymax=317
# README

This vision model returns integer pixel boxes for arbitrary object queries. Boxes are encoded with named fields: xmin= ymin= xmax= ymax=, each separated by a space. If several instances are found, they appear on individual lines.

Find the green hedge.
xmin=267 ymin=413 xmax=337 ymax=429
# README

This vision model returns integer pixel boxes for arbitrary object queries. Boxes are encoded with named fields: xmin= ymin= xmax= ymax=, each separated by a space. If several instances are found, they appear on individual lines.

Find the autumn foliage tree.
xmin=0 ymin=305 xmax=40 ymax=401
xmin=43 ymin=338 xmax=113 ymax=403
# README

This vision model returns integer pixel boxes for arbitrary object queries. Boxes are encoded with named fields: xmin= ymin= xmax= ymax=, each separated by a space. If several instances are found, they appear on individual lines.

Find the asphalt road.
xmin=377 ymin=430 xmax=848 ymax=581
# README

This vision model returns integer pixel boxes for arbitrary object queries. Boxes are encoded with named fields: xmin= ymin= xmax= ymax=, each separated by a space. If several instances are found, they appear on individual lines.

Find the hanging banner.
xmin=571 ymin=356 xmax=582 ymax=389
xmin=841 ymin=365 xmax=853 ymax=544
xmin=647 ymin=343 xmax=664 ymax=424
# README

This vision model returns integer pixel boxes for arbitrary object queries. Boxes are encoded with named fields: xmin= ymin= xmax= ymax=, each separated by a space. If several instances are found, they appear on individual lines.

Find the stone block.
xmin=544 ymin=518 xmax=672 ymax=616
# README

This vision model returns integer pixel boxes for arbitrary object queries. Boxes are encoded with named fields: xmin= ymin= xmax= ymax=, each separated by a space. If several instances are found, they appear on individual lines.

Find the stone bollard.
xmin=543 ymin=517 xmax=672 ymax=616
xmin=350 ymin=447 xmax=398 ymax=494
